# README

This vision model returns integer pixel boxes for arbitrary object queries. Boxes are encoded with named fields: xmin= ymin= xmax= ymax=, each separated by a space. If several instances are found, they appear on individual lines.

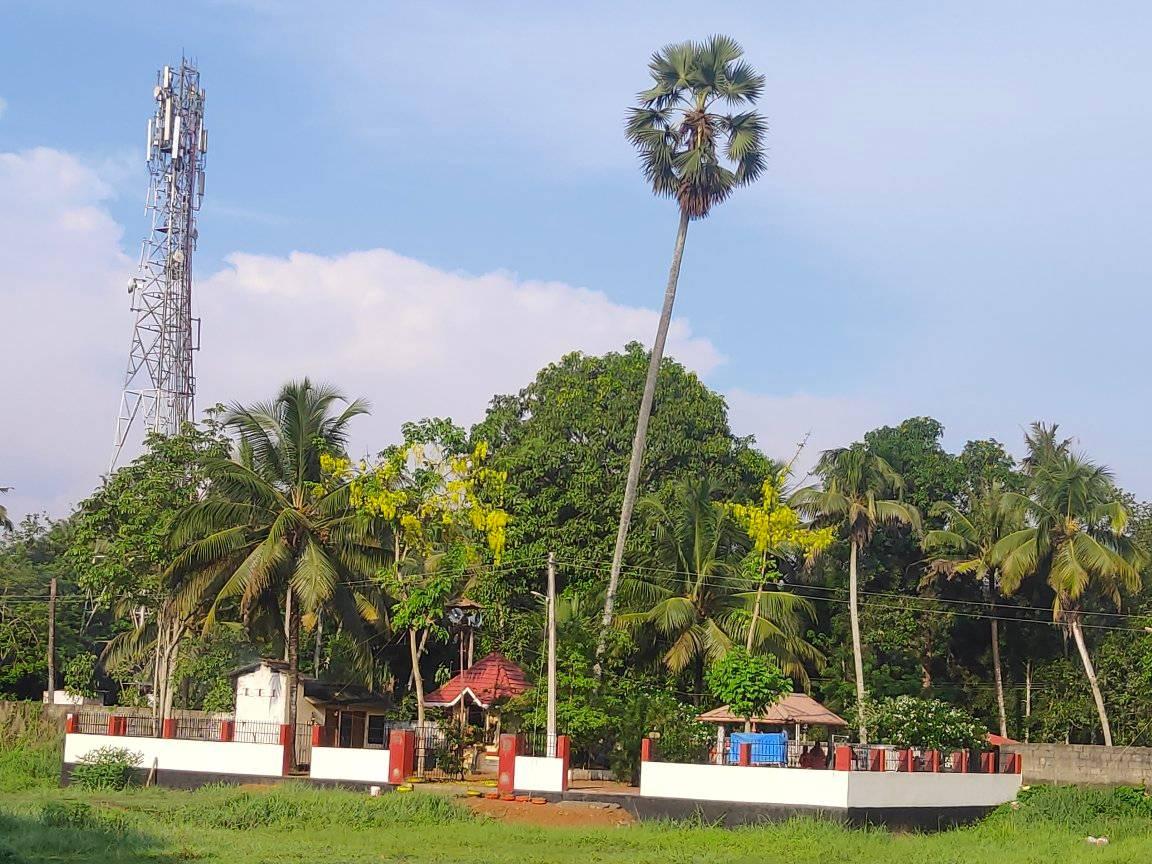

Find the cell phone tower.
xmin=111 ymin=59 xmax=207 ymax=469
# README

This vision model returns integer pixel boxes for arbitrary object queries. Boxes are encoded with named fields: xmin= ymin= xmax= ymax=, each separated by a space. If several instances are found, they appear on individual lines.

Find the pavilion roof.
xmin=424 ymin=652 xmax=530 ymax=709
xmin=697 ymin=694 xmax=847 ymax=727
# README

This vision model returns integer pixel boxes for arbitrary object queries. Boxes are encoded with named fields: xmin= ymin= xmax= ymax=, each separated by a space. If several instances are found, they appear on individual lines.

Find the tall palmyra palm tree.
xmin=923 ymin=481 xmax=1023 ymax=737
xmin=598 ymin=35 xmax=768 ymax=668
xmin=619 ymin=478 xmax=820 ymax=688
xmin=792 ymin=445 xmax=921 ymax=743
xmin=996 ymin=426 xmax=1143 ymax=746
xmin=168 ymin=380 xmax=385 ymax=766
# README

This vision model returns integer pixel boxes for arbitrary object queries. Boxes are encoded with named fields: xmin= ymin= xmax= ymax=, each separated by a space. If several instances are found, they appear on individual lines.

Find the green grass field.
xmin=1 ymin=782 xmax=1151 ymax=864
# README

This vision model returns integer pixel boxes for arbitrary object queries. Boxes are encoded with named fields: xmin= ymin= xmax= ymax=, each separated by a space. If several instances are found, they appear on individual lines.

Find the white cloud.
xmin=0 ymin=147 xmax=724 ymax=520
xmin=196 ymin=248 xmax=724 ymax=461
xmin=0 ymin=97 xmax=7 ymax=119
xmin=0 ymin=148 xmax=131 ymax=521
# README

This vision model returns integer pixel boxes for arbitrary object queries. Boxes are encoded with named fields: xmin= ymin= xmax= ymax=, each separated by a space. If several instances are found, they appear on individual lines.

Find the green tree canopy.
xmin=706 ymin=647 xmax=791 ymax=727
xmin=471 ymin=345 xmax=771 ymax=595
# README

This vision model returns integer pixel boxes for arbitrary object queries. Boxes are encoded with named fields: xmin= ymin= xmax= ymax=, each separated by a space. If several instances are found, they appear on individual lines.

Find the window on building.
xmin=367 ymin=714 xmax=389 ymax=748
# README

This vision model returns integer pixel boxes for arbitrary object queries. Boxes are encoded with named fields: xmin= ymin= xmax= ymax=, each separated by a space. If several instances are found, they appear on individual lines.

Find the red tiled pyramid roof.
xmin=424 ymin=652 xmax=531 ymax=708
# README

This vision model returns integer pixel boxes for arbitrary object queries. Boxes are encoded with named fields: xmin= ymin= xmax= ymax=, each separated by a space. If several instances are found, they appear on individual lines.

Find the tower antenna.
xmin=112 ymin=59 xmax=207 ymax=468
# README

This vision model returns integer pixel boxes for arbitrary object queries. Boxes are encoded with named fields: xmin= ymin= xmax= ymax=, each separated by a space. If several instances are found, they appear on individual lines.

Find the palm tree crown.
xmin=793 ymin=445 xmax=923 ymax=542
xmin=993 ymin=425 xmax=1143 ymax=746
xmin=626 ymin=34 xmax=767 ymax=219
xmin=168 ymin=380 xmax=383 ymax=764
xmin=923 ymin=480 xmax=1023 ymax=737
xmin=619 ymin=477 xmax=819 ymax=682
xmin=792 ymin=444 xmax=920 ymax=743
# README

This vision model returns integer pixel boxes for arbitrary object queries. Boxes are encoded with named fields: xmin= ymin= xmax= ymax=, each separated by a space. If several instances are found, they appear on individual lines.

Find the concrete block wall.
xmin=1003 ymin=743 xmax=1152 ymax=786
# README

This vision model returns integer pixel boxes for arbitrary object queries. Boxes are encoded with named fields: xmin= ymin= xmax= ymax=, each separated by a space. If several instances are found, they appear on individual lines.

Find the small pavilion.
xmin=697 ymin=693 xmax=848 ymax=752
xmin=424 ymin=652 xmax=530 ymax=734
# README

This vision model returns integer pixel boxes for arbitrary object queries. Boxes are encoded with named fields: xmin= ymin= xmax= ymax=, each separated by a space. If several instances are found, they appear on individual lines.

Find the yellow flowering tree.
xmin=350 ymin=422 xmax=508 ymax=728
xmin=729 ymin=470 xmax=834 ymax=653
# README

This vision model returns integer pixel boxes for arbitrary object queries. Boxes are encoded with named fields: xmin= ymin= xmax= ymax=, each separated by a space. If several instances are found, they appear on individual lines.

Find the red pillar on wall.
xmin=388 ymin=729 xmax=415 ymax=785
xmin=897 ymin=749 xmax=914 ymax=772
xmin=738 ymin=742 xmax=752 ymax=767
xmin=106 ymin=716 xmax=120 ymax=736
xmin=497 ymin=733 xmax=519 ymax=794
xmin=220 ymin=720 xmax=234 ymax=742
xmin=869 ymin=748 xmax=885 ymax=772
xmin=979 ymin=751 xmax=996 ymax=773
xmin=64 ymin=714 xmax=77 ymax=734
xmin=311 ymin=725 xmax=325 ymax=747
xmin=834 ymin=746 xmax=853 ymax=771
xmin=161 ymin=719 xmax=178 ymax=739
xmin=556 ymin=734 xmax=571 ymax=793
xmin=952 ymin=750 xmax=969 ymax=773
xmin=1003 ymin=752 xmax=1022 ymax=774
xmin=926 ymin=750 xmax=941 ymax=773
xmin=640 ymin=737 xmax=654 ymax=762
xmin=279 ymin=724 xmax=294 ymax=776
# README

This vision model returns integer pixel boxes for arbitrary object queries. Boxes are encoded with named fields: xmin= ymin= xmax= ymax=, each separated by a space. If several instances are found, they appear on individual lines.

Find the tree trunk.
xmin=1024 ymin=659 xmax=1032 ymax=742
xmin=1069 ymin=614 xmax=1113 ymax=746
xmin=409 ymin=627 xmax=427 ymax=775
xmin=151 ymin=607 xmax=166 ymax=736
xmin=285 ymin=587 xmax=301 ymax=770
xmin=746 ymin=583 xmax=763 ymax=653
xmin=409 ymin=627 xmax=426 ymax=729
xmin=988 ymin=581 xmax=1008 ymax=737
xmin=313 ymin=613 xmax=323 ymax=676
xmin=161 ymin=628 xmax=180 ymax=724
xmin=46 ymin=577 xmax=56 ymax=705
xmin=848 ymin=540 xmax=868 ymax=744
xmin=595 ymin=209 xmax=691 ymax=675
xmin=990 ymin=616 xmax=1008 ymax=738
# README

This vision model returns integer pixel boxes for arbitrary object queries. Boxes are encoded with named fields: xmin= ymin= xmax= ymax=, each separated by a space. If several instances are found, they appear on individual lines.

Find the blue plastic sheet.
xmin=727 ymin=731 xmax=788 ymax=765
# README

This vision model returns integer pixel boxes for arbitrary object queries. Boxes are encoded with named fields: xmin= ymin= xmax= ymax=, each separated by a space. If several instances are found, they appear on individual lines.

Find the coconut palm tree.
xmin=792 ymin=445 xmax=921 ymax=743
xmin=619 ymin=477 xmax=820 ymax=691
xmin=995 ymin=428 xmax=1143 ymax=746
xmin=923 ymin=481 xmax=1023 ymax=737
xmin=168 ymin=380 xmax=387 ymax=767
xmin=597 ymin=35 xmax=768 ymax=668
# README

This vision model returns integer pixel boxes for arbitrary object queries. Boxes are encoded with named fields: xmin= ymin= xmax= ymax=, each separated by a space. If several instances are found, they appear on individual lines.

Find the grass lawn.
xmin=1 ymin=783 xmax=1150 ymax=864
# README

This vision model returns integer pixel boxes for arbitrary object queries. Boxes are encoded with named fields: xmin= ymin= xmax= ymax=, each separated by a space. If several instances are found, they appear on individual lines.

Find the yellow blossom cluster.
xmin=729 ymin=473 xmax=834 ymax=561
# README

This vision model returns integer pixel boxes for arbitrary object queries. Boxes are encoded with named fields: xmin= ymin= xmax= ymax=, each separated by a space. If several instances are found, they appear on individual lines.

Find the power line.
xmin=553 ymin=558 xmax=1147 ymax=634
xmin=553 ymin=557 xmax=1152 ymax=623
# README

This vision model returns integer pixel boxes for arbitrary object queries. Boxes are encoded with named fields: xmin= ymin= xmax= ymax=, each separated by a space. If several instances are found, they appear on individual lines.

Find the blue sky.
xmin=2 ymin=1 xmax=1151 ymax=520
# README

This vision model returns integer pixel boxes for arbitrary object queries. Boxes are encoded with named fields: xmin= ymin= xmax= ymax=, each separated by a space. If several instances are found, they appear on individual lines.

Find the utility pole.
xmin=546 ymin=552 xmax=557 ymax=758
xmin=46 ymin=577 xmax=57 ymax=704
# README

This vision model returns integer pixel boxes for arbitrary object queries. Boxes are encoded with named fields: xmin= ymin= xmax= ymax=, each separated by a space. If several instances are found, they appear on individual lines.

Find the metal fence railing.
xmin=519 ymin=730 xmax=559 ymax=758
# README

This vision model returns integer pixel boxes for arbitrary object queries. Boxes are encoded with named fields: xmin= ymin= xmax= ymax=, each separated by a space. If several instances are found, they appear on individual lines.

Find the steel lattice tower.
xmin=112 ymin=59 xmax=207 ymax=468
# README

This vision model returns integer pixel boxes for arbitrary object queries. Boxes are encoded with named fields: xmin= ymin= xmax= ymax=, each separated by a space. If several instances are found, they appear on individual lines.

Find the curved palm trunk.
xmin=596 ymin=209 xmax=691 ymax=674
xmin=1069 ymin=614 xmax=1113 ymax=746
xmin=990 ymin=617 xmax=1008 ymax=738
xmin=848 ymin=540 xmax=868 ymax=744
xmin=285 ymin=587 xmax=300 ymax=771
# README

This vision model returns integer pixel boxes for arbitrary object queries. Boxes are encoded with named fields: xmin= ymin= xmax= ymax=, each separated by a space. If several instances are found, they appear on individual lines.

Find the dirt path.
xmin=463 ymin=795 xmax=635 ymax=828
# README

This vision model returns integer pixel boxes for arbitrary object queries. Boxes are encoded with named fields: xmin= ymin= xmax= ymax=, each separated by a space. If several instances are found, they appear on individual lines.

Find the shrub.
xmin=70 ymin=746 xmax=142 ymax=790
xmin=705 ymin=649 xmax=791 ymax=725
xmin=867 ymin=696 xmax=983 ymax=750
